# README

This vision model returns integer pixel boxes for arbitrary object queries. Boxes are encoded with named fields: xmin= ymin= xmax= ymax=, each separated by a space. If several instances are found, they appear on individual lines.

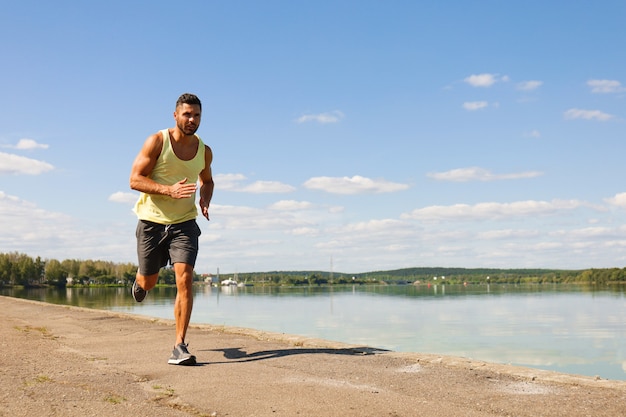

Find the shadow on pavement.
xmin=200 ymin=346 xmax=389 ymax=364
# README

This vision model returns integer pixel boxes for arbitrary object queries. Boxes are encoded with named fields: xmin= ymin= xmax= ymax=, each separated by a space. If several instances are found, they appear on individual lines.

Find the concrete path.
xmin=2 ymin=296 xmax=625 ymax=416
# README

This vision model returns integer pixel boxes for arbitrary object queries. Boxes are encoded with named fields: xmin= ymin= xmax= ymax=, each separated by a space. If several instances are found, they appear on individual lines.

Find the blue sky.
xmin=1 ymin=1 xmax=625 ymax=274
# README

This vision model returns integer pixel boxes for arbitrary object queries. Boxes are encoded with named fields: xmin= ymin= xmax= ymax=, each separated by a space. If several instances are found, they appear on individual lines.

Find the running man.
xmin=129 ymin=93 xmax=214 ymax=365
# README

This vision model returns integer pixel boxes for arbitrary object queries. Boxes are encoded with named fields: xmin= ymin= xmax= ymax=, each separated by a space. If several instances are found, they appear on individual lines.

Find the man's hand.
xmin=200 ymin=197 xmax=210 ymax=220
xmin=170 ymin=178 xmax=197 ymax=199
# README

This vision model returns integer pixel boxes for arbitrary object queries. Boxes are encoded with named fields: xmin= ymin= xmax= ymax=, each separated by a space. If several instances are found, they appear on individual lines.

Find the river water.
xmin=4 ymin=283 xmax=626 ymax=381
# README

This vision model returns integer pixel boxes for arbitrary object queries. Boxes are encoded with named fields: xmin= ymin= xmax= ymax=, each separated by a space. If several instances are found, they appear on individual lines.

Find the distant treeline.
xmin=2 ymin=252 xmax=626 ymax=287
xmin=0 ymin=252 xmax=137 ymax=287
xmin=220 ymin=266 xmax=626 ymax=285
xmin=0 ymin=252 xmax=210 ymax=287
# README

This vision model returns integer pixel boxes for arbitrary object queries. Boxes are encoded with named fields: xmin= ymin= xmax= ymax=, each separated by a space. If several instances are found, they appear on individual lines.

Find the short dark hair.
xmin=176 ymin=93 xmax=202 ymax=110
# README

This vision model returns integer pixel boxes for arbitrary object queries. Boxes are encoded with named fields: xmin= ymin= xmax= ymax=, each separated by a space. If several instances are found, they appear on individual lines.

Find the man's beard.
xmin=179 ymin=123 xmax=198 ymax=135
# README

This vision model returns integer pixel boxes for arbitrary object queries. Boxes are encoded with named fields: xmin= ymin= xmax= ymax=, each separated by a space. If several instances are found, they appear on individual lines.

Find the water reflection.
xmin=3 ymin=283 xmax=626 ymax=381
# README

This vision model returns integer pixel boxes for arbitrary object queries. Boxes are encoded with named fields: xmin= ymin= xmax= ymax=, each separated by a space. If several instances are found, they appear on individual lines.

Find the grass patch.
xmin=14 ymin=325 xmax=55 ymax=339
xmin=104 ymin=395 xmax=126 ymax=404
xmin=152 ymin=385 xmax=175 ymax=397
xmin=24 ymin=375 xmax=53 ymax=386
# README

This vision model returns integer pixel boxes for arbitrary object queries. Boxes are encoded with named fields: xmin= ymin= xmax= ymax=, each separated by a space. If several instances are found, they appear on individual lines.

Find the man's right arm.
xmin=129 ymin=132 xmax=198 ymax=199
xmin=129 ymin=133 xmax=166 ymax=195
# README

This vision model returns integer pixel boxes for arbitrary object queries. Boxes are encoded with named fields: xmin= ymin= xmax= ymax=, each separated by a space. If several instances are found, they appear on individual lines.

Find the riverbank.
xmin=2 ymin=296 xmax=625 ymax=416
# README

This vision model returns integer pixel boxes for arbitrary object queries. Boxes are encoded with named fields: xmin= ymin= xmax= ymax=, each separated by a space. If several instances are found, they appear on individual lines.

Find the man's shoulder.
xmin=195 ymin=135 xmax=212 ymax=153
xmin=147 ymin=130 xmax=167 ymax=144
xmin=141 ymin=130 xmax=166 ymax=157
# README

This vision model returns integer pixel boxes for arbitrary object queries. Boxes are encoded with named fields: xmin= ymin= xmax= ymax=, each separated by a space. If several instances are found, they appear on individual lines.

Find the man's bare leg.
xmin=132 ymin=271 xmax=159 ymax=303
xmin=136 ymin=271 xmax=159 ymax=291
xmin=173 ymin=262 xmax=194 ymax=345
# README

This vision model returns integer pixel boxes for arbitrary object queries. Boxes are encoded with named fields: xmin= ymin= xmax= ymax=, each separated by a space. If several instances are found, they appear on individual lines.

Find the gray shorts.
xmin=136 ymin=219 xmax=201 ymax=275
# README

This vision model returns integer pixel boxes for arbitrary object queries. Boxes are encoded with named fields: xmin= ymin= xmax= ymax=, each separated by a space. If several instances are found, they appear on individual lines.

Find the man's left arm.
xmin=198 ymin=145 xmax=214 ymax=220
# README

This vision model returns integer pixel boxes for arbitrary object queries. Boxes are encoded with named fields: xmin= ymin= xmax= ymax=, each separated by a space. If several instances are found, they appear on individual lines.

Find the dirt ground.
xmin=1 ymin=295 xmax=625 ymax=417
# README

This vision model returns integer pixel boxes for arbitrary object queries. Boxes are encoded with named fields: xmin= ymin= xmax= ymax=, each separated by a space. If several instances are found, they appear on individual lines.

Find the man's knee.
xmin=174 ymin=264 xmax=194 ymax=285
xmin=136 ymin=271 xmax=159 ymax=291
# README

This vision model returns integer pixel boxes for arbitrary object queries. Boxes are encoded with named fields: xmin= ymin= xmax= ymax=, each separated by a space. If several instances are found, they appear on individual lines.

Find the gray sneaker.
xmin=131 ymin=280 xmax=147 ymax=303
xmin=168 ymin=343 xmax=197 ymax=366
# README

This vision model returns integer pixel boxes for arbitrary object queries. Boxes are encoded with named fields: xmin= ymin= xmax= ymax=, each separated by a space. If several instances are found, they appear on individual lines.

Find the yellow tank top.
xmin=133 ymin=129 xmax=206 ymax=224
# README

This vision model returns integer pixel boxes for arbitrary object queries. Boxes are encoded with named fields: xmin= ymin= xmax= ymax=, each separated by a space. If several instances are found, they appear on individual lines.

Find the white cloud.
xmin=303 ymin=175 xmax=409 ymax=194
xmin=477 ymin=229 xmax=541 ymax=240
xmin=296 ymin=111 xmax=344 ymax=124
xmin=268 ymin=200 xmax=313 ymax=211
xmin=402 ymin=199 xmax=586 ymax=221
xmin=108 ymin=191 xmax=139 ymax=204
xmin=334 ymin=218 xmax=407 ymax=234
xmin=288 ymin=227 xmax=319 ymax=236
xmin=558 ymin=226 xmax=621 ymax=239
xmin=464 ymin=73 xmax=508 ymax=87
xmin=524 ymin=130 xmax=541 ymax=138
xmin=587 ymin=79 xmax=625 ymax=94
xmin=463 ymin=101 xmax=489 ymax=111
xmin=0 ymin=152 xmax=54 ymax=175
xmin=214 ymin=174 xmax=296 ymax=193
xmin=428 ymin=167 xmax=543 ymax=182
xmin=316 ymin=218 xmax=416 ymax=253
xmin=563 ymin=108 xmax=614 ymax=121
xmin=240 ymin=180 xmax=296 ymax=193
xmin=0 ymin=191 xmax=71 ymax=241
xmin=517 ymin=80 xmax=543 ymax=91
xmin=0 ymin=192 xmax=133 ymax=262
xmin=210 ymin=203 xmax=313 ymax=231
xmin=605 ymin=192 xmax=626 ymax=208
xmin=213 ymin=173 xmax=247 ymax=190
xmin=328 ymin=206 xmax=344 ymax=214
xmin=2 ymin=138 xmax=50 ymax=150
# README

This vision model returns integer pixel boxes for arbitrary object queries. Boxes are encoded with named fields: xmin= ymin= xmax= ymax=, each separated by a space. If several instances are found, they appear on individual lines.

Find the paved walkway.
xmin=1 ymin=296 xmax=625 ymax=416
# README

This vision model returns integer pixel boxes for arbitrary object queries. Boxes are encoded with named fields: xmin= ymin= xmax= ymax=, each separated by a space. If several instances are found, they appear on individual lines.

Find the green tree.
xmin=45 ymin=259 xmax=69 ymax=286
xmin=159 ymin=267 xmax=176 ymax=285
xmin=309 ymin=273 xmax=328 ymax=286
xmin=14 ymin=254 xmax=36 ymax=286
xmin=62 ymin=259 xmax=81 ymax=280
xmin=0 ymin=253 xmax=12 ymax=286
